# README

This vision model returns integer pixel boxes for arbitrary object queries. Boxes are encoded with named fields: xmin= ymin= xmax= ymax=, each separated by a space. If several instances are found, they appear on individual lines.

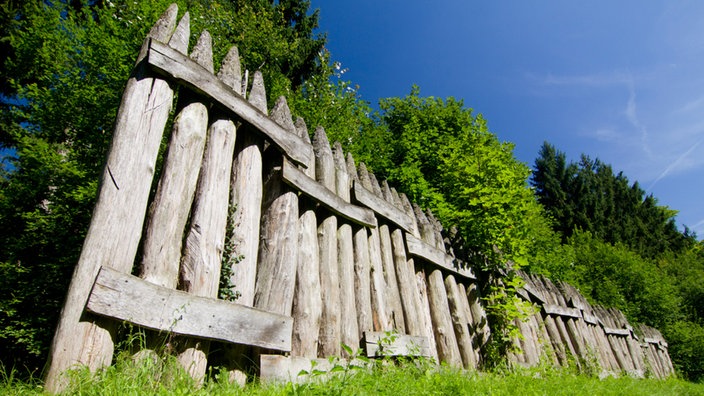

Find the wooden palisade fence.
xmin=44 ymin=5 xmax=673 ymax=392
xmin=513 ymin=271 xmax=674 ymax=378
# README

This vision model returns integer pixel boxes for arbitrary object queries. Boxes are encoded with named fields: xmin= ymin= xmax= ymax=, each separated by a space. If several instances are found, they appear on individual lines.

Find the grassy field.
xmin=3 ymin=354 xmax=703 ymax=395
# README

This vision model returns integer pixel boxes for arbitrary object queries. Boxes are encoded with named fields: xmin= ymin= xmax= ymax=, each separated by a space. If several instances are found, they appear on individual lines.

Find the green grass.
xmin=2 ymin=355 xmax=703 ymax=396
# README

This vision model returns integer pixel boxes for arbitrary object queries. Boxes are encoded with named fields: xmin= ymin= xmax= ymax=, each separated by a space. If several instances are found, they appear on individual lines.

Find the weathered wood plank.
xmin=362 ymin=172 xmax=391 ymax=332
xmin=542 ymin=304 xmax=582 ymax=319
xmin=86 ymin=267 xmax=292 ymax=351
xmin=522 ymin=282 xmax=545 ymax=304
xmin=391 ymin=229 xmax=422 ymax=337
xmin=282 ymin=159 xmax=376 ymax=228
xmin=415 ymin=207 xmax=460 ymax=367
xmin=140 ymin=100 xmax=206 ymax=274
xmin=362 ymin=332 xmax=432 ymax=357
xmin=146 ymin=39 xmax=313 ymax=167
xmin=582 ymin=313 xmax=599 ymax=326
xmin=405 ymin=234 xmax=476 ymax=280
xmin=352 ymin=181 xmax=413 ymax=233
xmin=44 ymin=6 xmax=180 ymax=392
xmin=377 ymin=180 xmax=405 ymax=333
xmin=140 ymin=32 xmax=210 ymax=290
xmin=603 ymin=327 xmax=631 ymax=337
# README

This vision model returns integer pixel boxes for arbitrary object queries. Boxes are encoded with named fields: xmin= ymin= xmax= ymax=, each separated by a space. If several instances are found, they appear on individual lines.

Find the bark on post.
xmin=45 ymin=6 xmax=179 ymax=392
xmin=334 ymin=143 xmax=361 ymax=355
xmin=176 ymin=32 xmax=237 ymax=382
xmin=291 ymin=118 xmax=322 ymax=358
xmin=253 ymin=97 xmax=299 ymax=316
xmin=314 ymin=126 xmax=341 ymax=357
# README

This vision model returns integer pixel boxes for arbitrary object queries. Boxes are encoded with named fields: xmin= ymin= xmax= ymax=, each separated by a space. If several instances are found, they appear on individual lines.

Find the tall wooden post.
xmin=334 ymin=143 xmax=361 ymax=355
xmin=291 ymin=118 xmax=322 ymax=358
xmin=176 ymin=33 xmax=238 ymax=382
xmin=254 ymin=97 xmax=299 ymax=316
xmin=314 ymin=126 xmax=341 ymax=357
xmin=45 ymin=6 xmax=179 ymax=392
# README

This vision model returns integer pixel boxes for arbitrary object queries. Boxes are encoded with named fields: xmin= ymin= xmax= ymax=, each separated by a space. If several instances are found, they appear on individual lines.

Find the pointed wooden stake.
xmin=291 ymin=117 xmax=321 ymax=358
xmin=45 ymin=5 xmax=179 ymax=392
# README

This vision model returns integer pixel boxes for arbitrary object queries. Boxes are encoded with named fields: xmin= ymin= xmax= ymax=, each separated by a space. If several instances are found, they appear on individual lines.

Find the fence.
xmin=514 ymin=271 xmax=674 ymax=378
xmin=43 ymin=4 xmax=673 ymax=392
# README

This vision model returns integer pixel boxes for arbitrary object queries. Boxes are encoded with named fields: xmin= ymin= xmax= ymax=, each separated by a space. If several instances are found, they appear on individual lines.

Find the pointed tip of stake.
xmin=270 ymin=96 xmax=295 ymax=134
xmin=332 ymin=142 xmax=346 ymax=169
xmin=357 ymin=162 xmax=371 ymax=189
xmin=190 ymin=30 xmax=214 ymax=73
xmin=313 ymin=126 xmax=331 ymax=151
xmin=218 ymin=46 xmax=242 ymax=93
xmin=294 ymin=117 xmax=310 ymax=142
xmin=249 ymin=71 xmax=267 ymax=114
xmin=345 ymin=152 xmax=358 ymax=181
xmin=168 ymin=11 xmax=190 ymax=54
xmin=369 ymin=173 xmax=382 ymax=196
xmin=381 ymin=180 xmax=393 ymax=202
xmin=149 ymin=4 xmax=179 ymax=43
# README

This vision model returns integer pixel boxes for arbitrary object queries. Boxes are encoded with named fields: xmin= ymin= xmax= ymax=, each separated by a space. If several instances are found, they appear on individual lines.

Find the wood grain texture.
xmin=291 ymin=118 xmax=322 ymax=358
xmin=313 ymin=126 xmax=341 ymax=357
xmin=333 ymin=143 xmax=360 ymax=356
xmin=146 ymin=40 xmax=312 ymax=167
xmin=44 ymin=6 xmax=179 ymax=392
xmin=282 ymin=159 xmax=376 ymax=228
xmin=139 ymin=100 xmax=207 ymax=288
xmin=177 ymin=77 xmax=237 ymax=380
xmin=418 ymin=209 xmax=460 ymax=367
xmin=86 ymin=267 xmax=292 ymax=350
xmin=405 ymin=234 xmax=476 ymax=280
xmin=253 ymin=98 xmax=299 ymax=317
xmin=444 ymin=275 xmax=477 ymax=369
xmin=352 ymin=181 xmax=413 ymax=233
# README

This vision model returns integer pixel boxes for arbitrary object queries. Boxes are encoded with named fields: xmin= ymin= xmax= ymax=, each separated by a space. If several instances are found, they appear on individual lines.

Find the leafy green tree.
xmin=373 ymin=87 xmax=544 ymax=268
xmin=531 ymin=142 xmax=695 ymax=258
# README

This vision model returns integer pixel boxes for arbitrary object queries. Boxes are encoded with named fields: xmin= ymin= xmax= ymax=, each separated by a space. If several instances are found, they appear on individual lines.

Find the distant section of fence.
xmin=43 ymin=4 xmax=673 ymax=392
xmin=514 ymin=271 xmax=674 ymax=378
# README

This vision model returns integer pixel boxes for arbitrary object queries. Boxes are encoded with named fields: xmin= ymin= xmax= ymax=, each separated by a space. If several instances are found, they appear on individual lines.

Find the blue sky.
xmin=309 ymin=0 xmax=704 ymax=236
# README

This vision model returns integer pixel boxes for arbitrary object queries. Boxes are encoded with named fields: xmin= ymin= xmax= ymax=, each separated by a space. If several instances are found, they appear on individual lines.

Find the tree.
xmin=531 ymin=142 xmax=695 ymax=257
xmin=373 ymin=87 xmax=543 ymax=267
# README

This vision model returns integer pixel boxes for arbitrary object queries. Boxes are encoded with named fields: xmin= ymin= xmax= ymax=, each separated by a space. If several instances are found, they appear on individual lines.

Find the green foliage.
xmin=664 ymin=320 xmax=704 ymax=382
xmin=481 ymin=272 xmax=537 ymax=368
xmin=566 ymin=231 xmax=682 ymax=327
xmin=531 ymin=142 xmax=695 ymax=258
xmin=374 ymin=87 xmax=542 ymax=268
xmin=5 ymin=354 xmax=704 ymax=395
